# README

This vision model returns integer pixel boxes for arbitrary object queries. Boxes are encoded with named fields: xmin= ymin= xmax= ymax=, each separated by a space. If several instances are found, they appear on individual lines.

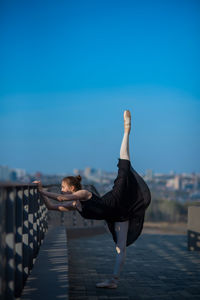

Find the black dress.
xmin=76 ymin=158 xmax=151 ymax=246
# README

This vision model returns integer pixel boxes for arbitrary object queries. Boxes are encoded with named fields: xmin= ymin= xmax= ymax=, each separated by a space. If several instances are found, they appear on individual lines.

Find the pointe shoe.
xmin=124 ymin=110 xmax=131 ymax=133
xmin=96 ymin=278 xmax=118 ymax=289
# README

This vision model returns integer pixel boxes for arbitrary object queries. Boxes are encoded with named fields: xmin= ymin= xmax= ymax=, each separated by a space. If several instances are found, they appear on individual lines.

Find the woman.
xmin=35 ymin=110 xmax=151 ymax=289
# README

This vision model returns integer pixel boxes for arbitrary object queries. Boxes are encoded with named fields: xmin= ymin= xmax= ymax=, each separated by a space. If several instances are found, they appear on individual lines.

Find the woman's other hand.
xmin=57 ymin=195 xmax=66 ymax=202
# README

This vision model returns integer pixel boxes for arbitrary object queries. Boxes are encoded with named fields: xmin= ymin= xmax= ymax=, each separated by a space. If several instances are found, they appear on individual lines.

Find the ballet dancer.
xmin=35 ymin=110 xmax=151 ymax=289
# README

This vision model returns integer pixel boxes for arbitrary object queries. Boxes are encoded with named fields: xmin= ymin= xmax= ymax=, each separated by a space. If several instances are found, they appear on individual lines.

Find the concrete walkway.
xmin=67 ymin=229 xmax=200 ymax=300
xmin=21 ymin=226 xmax=69 ymax=300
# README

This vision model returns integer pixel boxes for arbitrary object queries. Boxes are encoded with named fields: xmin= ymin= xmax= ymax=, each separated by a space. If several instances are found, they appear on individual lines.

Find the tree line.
xmin=145 ymin=196 xmax=200 ymax=222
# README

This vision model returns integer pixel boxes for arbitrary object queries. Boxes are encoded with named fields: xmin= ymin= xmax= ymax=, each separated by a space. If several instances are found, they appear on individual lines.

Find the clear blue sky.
xmin=0 ymin=0 xmax=200 ymax=175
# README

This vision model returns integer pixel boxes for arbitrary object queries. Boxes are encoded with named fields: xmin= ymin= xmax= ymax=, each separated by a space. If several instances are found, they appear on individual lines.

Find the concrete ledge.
xmin=21 ymin=226 xmax=69 ymax=300
xmin=187 ymin=206 xmax=200 ymax=251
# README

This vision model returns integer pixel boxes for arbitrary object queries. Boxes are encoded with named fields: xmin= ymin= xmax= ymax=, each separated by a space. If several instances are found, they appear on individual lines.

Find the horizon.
xmin=1 ymin=158 xmax=199 ymax=177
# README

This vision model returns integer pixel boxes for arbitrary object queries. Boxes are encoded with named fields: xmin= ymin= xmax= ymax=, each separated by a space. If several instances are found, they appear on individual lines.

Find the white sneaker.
xmin=96 ymin=278 xmax=118 ymax=289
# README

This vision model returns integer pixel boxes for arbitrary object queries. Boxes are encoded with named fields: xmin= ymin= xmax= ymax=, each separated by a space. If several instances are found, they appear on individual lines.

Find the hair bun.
xmin=76 ymin=175 xmax=82 ymax=182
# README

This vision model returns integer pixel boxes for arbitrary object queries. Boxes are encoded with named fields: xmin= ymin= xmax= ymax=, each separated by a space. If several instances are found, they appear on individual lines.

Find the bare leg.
xmin=120 ymin=132 xmax=130 ymax=161
xmin=120 ymin=110 xmax=131 ymax=161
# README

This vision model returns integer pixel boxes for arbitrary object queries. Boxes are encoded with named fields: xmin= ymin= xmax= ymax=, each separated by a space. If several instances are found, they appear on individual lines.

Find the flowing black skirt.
xmin=100 ymin=158 xmax=150 ymax=219
xmin=79 ymin=158 xmax=151 ymax=246
xmin=103 ymin=158 xmax=151 ymax=246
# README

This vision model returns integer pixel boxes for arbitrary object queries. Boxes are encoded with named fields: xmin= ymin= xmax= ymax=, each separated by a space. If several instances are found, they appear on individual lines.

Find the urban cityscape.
xmin=1 ymin=164 xmax=200 ymax=204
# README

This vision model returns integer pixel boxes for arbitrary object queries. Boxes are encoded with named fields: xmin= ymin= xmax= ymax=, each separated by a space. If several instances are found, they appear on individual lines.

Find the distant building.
xmin=14 ymin=168 xmax=26 ymax=178
xmin=10 ymin=170 xmax=17 ymax=181
xmin=166 ymin=175 xmax=182 ymax=190
xmin=174 ymin=175 xmax=182 ymax=190
xmin=166 ymin=178 xmax=174 ymax=190
xmin=84 ymin=167 xmax=91 ymax=177
xmin=145 ymin=169 xmax=153 ymax=181
xmin=0 ymin=166 xmax=10 ymax=181
xmin=0 ymin=165 xmax=26 ymax=182
xmin=194 ymin=176 xmax=200 ymax=190
xmin=73 ymin=169 xmax=79 ymax=175
xmin=169 ymin=170 xmax=175 ymax=176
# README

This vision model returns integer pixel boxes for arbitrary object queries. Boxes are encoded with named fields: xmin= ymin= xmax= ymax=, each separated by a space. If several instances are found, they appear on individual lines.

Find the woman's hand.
xmin=57 ymin=195 xmax=66 ymax=202
xmin=33 ymin=180 xmax=43 ymax=192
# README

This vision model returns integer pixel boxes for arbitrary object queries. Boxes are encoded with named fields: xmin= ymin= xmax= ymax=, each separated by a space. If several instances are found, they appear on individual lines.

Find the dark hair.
xmin=62 ymin=175 xmax=82 ymax=191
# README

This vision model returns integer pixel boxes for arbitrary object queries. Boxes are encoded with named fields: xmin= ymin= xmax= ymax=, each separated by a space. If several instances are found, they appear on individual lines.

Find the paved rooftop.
xmin=67 ymin=228 xmax=200 ymax=300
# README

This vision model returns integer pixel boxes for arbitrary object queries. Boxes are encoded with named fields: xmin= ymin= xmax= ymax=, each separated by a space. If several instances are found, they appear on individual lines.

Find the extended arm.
xmin=33 ymin=181 xmax=91 ymax=202
xmin=39 ymin=188 xmax=91 ymax=202
xmin=39 ymin=189 xmax=67 ymax=201
xmin=42 ymin=194 xmax=77 ymax=211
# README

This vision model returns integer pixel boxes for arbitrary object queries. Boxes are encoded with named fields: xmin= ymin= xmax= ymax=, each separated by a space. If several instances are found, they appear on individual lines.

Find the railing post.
xmin=28 ymin=187 xmax=34 ymax=270
xmin=32 ymin=187 xmax=38 ymax=262
xmin=23 ymin=188 xmax=29 ymax=283
xmin=0 ymin=188 xmax=6 ymax=300
xmin=34 ymin=188 xmax=40 ymax=253
xmin=5 ymin=187 xmax=16 ymax=300
xmin=43 ymin=204 xmax=48 ymax=233
xmin=39 ymin=195 xmax=44 ymax=242
xmin=14 ymin=187 xmax=23 ymax=298
xmin=37 ymin=191 xmax=42 ymax=247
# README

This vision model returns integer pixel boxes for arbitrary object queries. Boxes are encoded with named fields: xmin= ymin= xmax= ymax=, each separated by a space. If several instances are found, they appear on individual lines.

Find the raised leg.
xmin=101 ymin=110 xmax=132 ymax=207
xmin=120 ymin=110 xmax=131 ymax=161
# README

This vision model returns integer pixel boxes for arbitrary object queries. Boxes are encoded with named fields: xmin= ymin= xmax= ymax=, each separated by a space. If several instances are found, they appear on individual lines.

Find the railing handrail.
xmin=0 ymin=182 xmax=60 ymax=188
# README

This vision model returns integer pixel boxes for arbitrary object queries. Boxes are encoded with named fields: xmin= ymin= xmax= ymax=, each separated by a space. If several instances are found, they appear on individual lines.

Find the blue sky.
xmin=0 ymin=0 xmax=200 ymax=175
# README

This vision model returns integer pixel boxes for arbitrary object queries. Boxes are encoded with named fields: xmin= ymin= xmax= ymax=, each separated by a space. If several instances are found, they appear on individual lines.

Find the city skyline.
xmin=0 ymin=161 xmax=199 ymax=179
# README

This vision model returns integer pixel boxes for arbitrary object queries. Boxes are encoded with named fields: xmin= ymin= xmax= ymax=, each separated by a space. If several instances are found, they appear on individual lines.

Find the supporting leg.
xmin=96 ymin=220 xmax=129 ymax=288
xmin=112 ymin=220 xmax=129 ymax=279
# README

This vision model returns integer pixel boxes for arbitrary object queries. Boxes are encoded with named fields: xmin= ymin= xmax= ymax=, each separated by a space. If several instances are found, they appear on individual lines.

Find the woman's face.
xmin=61 ymin=181 xmax=74 ymax=193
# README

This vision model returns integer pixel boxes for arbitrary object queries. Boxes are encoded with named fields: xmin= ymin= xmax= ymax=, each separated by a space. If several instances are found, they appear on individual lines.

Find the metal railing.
xmin=0 ymin=183 xmax=48 ymax=299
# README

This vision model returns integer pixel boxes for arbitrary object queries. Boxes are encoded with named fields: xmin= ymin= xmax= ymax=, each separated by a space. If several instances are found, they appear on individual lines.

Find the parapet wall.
xmin=187 ymin=205 xmax=200 ymax=251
